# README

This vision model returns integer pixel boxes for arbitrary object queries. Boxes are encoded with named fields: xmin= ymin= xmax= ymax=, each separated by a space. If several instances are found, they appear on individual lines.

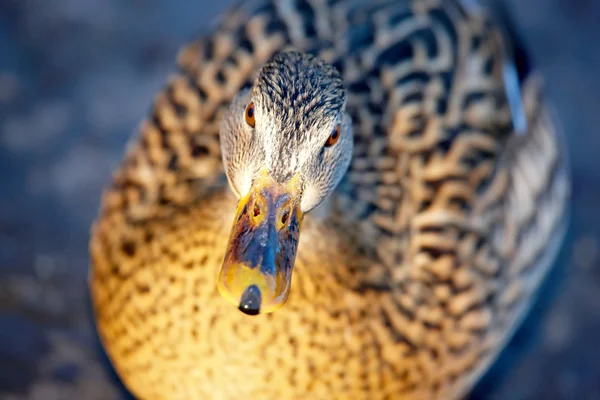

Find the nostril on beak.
xmin=281 ymin=209 xmax=289 ymax=225
xmin=238 ymin=284 xmax=262 ymax=315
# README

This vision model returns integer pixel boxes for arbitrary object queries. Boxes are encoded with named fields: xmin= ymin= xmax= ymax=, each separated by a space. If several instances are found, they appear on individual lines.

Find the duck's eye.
xmin=325 ymin=124 xmax=341 ymax=147
xmin=245 ymin=102 xmax=255 ymax=128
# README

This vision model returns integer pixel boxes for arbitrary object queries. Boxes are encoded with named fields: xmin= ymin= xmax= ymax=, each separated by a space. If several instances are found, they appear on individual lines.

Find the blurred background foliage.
xmin=0 ymin=0 xmax=599 ymax=398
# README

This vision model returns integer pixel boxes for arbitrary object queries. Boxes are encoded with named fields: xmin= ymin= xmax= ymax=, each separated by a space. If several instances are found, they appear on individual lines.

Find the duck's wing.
xmin=456 ymin=72 xmax=570 ymax=399
xmin=453 ymin=10 xmax=571 ymax=398
xmin=446 ymin=4 xmax=571 ymax=397
xmin=335 ymin=1 xmax=569 ymax=398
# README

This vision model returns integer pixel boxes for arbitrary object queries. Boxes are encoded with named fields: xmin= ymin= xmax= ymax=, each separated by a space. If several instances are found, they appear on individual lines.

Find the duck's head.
xmin=217 ymin=50 xmax=353 ymax=315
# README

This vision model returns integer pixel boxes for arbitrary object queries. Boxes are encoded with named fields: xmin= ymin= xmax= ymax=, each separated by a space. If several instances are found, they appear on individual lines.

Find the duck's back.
xmin=89 ymin=1 xmax=570 ymax=399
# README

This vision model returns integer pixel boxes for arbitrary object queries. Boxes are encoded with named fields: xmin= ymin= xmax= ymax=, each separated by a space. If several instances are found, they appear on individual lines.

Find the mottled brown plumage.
xmin=89 ymin=0 xmax=570 ymax=398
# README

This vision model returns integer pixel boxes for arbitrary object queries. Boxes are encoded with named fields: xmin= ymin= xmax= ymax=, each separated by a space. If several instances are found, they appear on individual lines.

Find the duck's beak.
xmin=218 ymin=170 xmax=303 ymax=315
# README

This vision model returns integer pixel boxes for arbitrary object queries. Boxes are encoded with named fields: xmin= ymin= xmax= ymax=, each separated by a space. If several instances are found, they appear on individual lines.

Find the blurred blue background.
xmin=0 ymin=0 xmax=598 ymax=398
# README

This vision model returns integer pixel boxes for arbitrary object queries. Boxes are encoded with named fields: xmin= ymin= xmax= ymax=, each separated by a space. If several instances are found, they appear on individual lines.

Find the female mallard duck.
xmin=89 ymin=0 xmax=570 ymax=398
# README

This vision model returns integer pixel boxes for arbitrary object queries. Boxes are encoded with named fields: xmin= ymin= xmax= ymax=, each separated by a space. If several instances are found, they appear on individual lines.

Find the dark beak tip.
xmin=238 ymin=284 xmax=262 ymax=316
xmin=238 ymin=305 xmax=261 ymax=316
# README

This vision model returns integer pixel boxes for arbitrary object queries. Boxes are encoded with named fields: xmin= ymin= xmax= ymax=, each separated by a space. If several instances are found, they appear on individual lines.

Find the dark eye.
xmin=245 ymin=102 xmax=255 ymax=128
xmin=325 ymin=124 xmax=341 ymax=147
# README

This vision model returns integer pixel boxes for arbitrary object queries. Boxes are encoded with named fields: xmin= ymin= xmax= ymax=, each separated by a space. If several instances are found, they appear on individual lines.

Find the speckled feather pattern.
xmin=89 ymin=0 xmax=570 ymax=399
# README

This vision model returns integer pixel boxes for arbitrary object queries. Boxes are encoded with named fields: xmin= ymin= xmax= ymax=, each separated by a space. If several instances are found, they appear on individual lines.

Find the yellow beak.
xmin=218 ymin=170 xmax=303 ymax=315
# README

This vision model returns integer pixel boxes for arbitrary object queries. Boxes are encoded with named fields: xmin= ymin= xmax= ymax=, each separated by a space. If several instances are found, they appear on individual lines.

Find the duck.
xmin=89 ymin=0 xmax=570 ymax=398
